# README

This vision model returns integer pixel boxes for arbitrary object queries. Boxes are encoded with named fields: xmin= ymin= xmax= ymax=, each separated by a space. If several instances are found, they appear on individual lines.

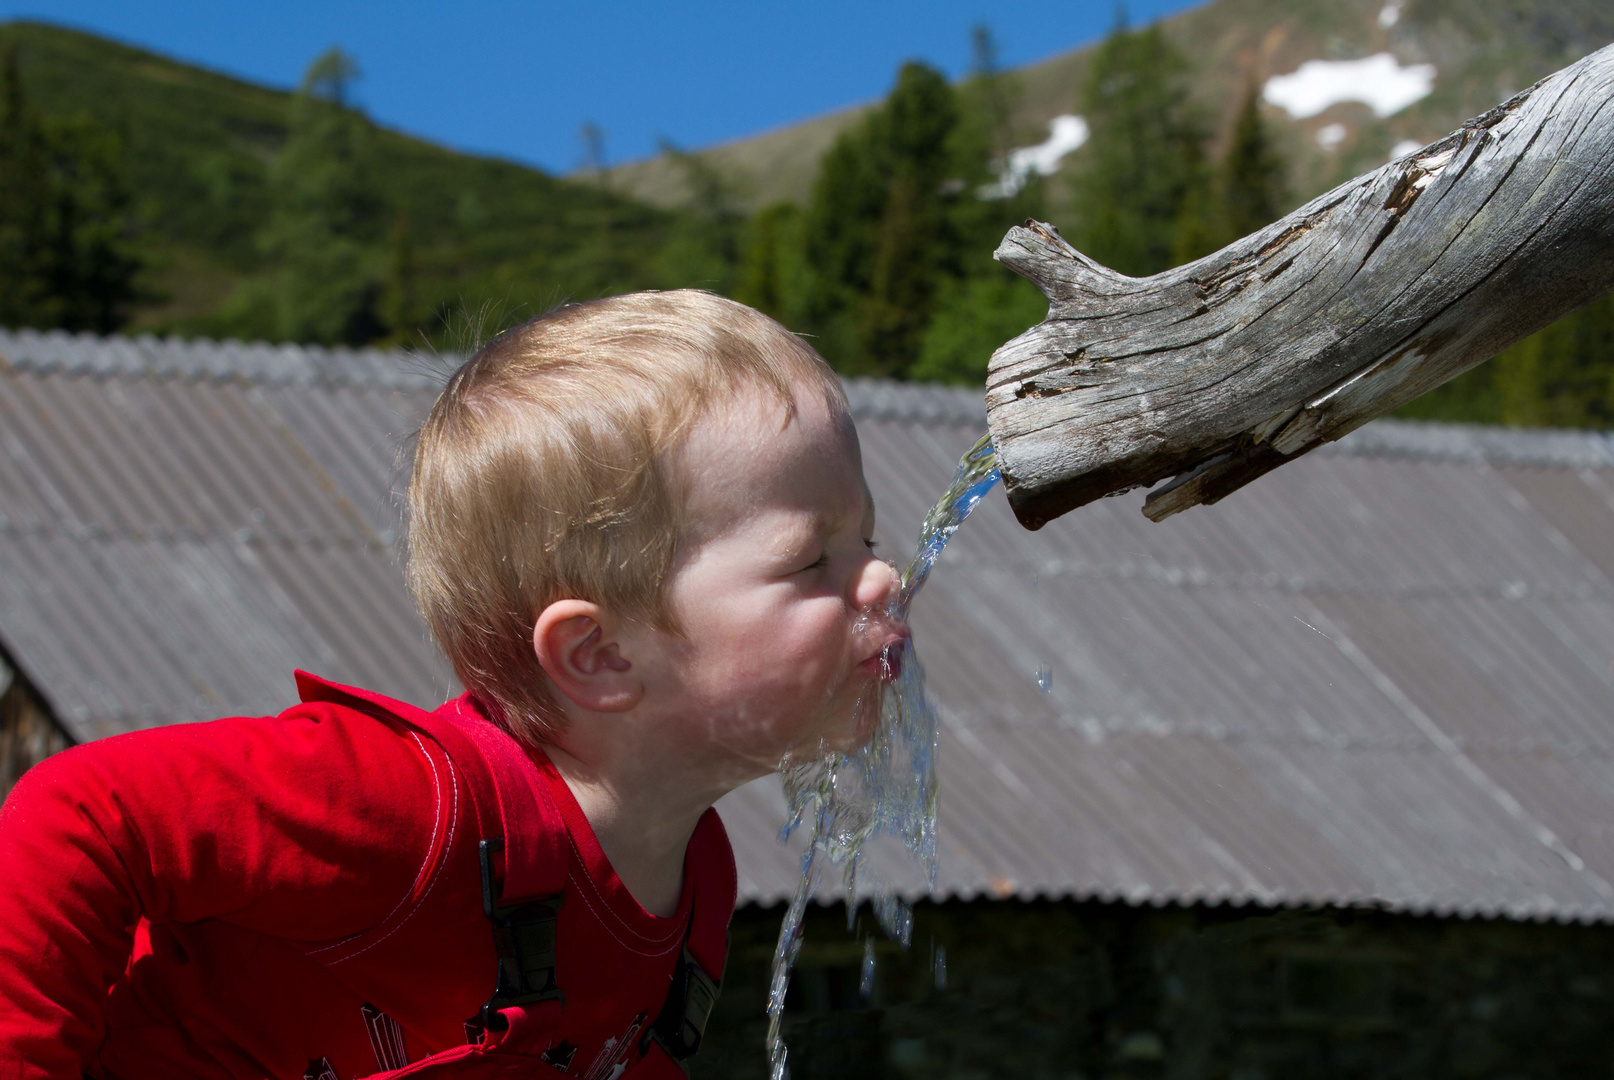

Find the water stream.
xmin=764 ymin=433 xmax=1000 ymax=1080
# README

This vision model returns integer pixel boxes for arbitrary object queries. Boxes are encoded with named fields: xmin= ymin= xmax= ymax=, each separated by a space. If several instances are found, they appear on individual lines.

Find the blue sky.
xmin=2 ymin=1 xmax=1201 ymax=175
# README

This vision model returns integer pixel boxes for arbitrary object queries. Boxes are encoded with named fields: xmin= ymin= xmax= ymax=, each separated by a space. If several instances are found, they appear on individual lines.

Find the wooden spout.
xmin=984 ymin=43 xmax=1614 ymax=529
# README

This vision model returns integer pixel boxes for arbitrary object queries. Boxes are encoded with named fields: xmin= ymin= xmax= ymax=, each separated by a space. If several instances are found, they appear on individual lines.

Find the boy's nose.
xmin=853 ymin=553 xmax=901 ymax=615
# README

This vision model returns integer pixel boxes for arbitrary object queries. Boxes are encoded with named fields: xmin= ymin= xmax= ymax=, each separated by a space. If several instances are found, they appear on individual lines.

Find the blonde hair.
xmin=406 ymin=290 xmax=846 ymax=743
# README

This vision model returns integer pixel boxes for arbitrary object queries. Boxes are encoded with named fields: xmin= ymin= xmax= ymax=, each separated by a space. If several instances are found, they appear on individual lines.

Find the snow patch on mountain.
xmin=1264 ymin=54 xmax=1436 ymax=119
xmin=1389 ymin=138 xmax=1425 ymax=161
xmin=981 ymin=115 xmax=1089 ymax=199
xmin=1316 ymin=123 xmax=1348 ymax=150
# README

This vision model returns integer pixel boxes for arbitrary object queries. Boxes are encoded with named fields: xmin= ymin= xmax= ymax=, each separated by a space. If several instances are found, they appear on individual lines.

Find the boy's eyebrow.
xmin=766 ymin=509 xmax=827 ymax=556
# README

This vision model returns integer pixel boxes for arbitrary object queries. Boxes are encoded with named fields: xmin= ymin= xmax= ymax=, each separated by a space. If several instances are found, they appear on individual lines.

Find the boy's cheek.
xmin=737 ymin=605 xmax=847 ymax=667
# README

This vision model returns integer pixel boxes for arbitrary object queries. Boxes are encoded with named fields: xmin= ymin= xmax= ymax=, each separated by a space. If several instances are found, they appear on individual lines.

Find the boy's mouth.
xmin=857 ymin=634 xmax=909 ymax=682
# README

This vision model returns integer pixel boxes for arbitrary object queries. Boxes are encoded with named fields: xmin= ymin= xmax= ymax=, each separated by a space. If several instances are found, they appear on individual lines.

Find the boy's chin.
xmin=776 ymin=690 xmax=880 ymax=764
xmin=818 ymin=688 xmax=882 ymax=754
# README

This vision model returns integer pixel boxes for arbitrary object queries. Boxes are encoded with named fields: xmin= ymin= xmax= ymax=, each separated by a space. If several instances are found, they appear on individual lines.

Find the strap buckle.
xmin=478 ymin=838 xmax=564 ymax=1029
xmin=643 ymin=944 xmax=722 ymax=1067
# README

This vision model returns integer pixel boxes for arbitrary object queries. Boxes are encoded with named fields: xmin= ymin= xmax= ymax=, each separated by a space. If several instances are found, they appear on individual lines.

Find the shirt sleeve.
xmin=0 ymin=702 xmax=445 ymax=1079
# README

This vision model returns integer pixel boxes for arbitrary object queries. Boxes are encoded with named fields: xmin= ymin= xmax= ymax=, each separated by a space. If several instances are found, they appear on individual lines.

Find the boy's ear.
xmin=532 ymin=600 xmax=642 ymax=713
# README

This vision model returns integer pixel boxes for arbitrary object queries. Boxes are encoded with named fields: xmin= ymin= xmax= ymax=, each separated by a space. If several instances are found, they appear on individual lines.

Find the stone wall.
xmin=698 ymin=898 xmax=1614 ymax=1080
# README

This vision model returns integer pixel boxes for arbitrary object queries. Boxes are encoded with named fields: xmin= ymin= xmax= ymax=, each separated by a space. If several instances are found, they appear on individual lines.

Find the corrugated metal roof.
xmin=4 ymin=328 xmax=1614 ymax=921
xmin=0 ymin=329 xmax=453 ymax=735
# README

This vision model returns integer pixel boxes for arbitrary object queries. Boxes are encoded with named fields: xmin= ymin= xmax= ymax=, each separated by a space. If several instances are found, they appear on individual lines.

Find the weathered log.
xmin=985 ymin=42 xmax=1614 ymax=529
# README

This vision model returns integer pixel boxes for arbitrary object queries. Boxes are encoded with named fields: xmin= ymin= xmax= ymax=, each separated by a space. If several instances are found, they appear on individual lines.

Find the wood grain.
xmin=984 ymin=43 xmax=1614 ymax=529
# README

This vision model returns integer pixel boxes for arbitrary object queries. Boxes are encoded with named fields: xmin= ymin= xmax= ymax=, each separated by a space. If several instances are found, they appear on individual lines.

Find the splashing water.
xmin=765 ymin=434 xmax=999 ymax=1080
xmin=896 ymin=433 xmax=1002 ymax=609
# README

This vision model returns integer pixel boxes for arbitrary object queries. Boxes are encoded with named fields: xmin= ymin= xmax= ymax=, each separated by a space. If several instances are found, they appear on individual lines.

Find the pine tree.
xmin=950 ymin=24 xmax=1040 ymax=225
xmin=651 ymin=140 xmax=744 ymax=291
xmin=788 ymin=36 xmax=1048 ymax=382
xmin=1514 ymin=296 xmax=1614 ymax=427
xmin=1070 ymin=21 xmax=1205 ymax=277
xmin=801 ymin=128 xmax=885 ymax=360
xmin=1397 ymin=294 xmax=1614 ymax=429
xmin=802 ymin=62 xmax=958 ymax=376
xmin=1170 ymin=82 xmax=1286 ymax=265
xmin=961 ymin=25 xmax=1013 ymax=173
xmin=898 ymin=25 xmax=1050 ymax=386
xmin=910 ymin=271 xmax=1048 ymax=385
xmin=222 ymin=48 xmax=386 ymax=344
xmin=1221 ymin=82 xmax=1285 ymax=241
xmin=0 ymin=45 xmax=142 ymax=333
xmin=0 ymin=44 xmax=51 ymax=328
xmin=860 ymin=171 xmax=933 ymax=371
xmin=379 ymin=210 xmax=418 ymax=342
xmin=41 ymin=116 xmax=143 ymax=332
xmin=735 ymin=201 xmax=807 ymax=326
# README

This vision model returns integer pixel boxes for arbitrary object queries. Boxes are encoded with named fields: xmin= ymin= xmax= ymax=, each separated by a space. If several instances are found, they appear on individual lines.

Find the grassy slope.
xmin=0 ymin=21 xmax=683 ymax=335
xmin=604 ymin=0 xmax=1614 ymax=221
xmin=606 ymin=104 xmax=868 ymax=213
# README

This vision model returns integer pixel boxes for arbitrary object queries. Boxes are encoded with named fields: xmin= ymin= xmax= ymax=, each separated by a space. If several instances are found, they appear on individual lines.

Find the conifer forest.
xmin=1 ymin=17 xmax=1610 ymax=428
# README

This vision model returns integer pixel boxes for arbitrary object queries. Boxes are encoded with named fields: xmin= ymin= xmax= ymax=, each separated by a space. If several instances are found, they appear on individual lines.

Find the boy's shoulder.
xmin=9 ymin=672 xmax=461 ymax=889
xmin=290 ymin=669 xmax=436 ymax=727
xmin=22 ymin=672 xmax=446 ymax=798
xmin=0 ymin=673 xmax=469 ymax=946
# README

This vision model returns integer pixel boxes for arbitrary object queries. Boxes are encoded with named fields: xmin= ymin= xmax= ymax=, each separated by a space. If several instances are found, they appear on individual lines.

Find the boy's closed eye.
xmin=795 ymin=538 xmax=877 ymax=577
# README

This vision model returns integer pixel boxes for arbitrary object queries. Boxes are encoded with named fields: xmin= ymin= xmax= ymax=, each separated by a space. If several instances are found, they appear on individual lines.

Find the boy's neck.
xmin=539 ymin=737 xmax=729 ymax=919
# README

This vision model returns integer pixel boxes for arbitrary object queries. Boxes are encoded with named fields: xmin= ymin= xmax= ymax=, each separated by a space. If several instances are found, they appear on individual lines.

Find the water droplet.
xmin=1035 ymin=664 xmax=1052 ymax=693
xmin=934 ymin=944 xmax=948 ymax=990
xmin=860 ymin=936 xmax=876 ymax=999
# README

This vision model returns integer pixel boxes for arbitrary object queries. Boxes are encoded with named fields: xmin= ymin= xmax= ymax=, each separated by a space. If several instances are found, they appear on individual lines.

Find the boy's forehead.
xmin=692 ymin=381 xmax=854 ymax=460
xmin=678 ymin=382 xmax=861 ymax=524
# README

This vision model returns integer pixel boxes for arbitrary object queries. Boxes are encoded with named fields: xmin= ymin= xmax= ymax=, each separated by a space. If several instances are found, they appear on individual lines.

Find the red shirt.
xmin=0 ymin=682 xmax=734 ymax=1080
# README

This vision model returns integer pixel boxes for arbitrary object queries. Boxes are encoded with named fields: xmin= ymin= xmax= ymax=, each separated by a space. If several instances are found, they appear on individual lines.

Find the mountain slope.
xmin=0 ymin=21 xmax=692 ymax=336
xmin=603 ymin=0 xmax=1614 ymax=218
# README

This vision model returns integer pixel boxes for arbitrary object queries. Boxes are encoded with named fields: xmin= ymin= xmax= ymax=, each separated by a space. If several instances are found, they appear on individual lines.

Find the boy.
xmin=0 ymin=291 xmax=906 ymax=1079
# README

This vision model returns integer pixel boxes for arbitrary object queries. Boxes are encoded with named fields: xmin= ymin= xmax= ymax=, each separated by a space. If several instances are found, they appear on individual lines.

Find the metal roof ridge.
xmin=1324 ymin=417 xmax=1614 ymax=469
xmin=0 ymin=328 xmax=1608 ymax=467
xmin=0 ymin=327 xmax=453 ymax=391
xmin=841 ymin=377 xmax=985 ymax=424
xmin=745 ymin=884 xmax=1614 ymax=923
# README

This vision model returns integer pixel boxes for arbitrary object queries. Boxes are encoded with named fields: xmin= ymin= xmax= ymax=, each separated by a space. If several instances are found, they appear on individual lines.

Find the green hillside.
xmin=605 ymin=0 xmax=1614 ymax=220
xmin=0 ymin=21 xmax=723 ymax=342
xmin=2 ymin=10 xmax=1610 ymax=428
